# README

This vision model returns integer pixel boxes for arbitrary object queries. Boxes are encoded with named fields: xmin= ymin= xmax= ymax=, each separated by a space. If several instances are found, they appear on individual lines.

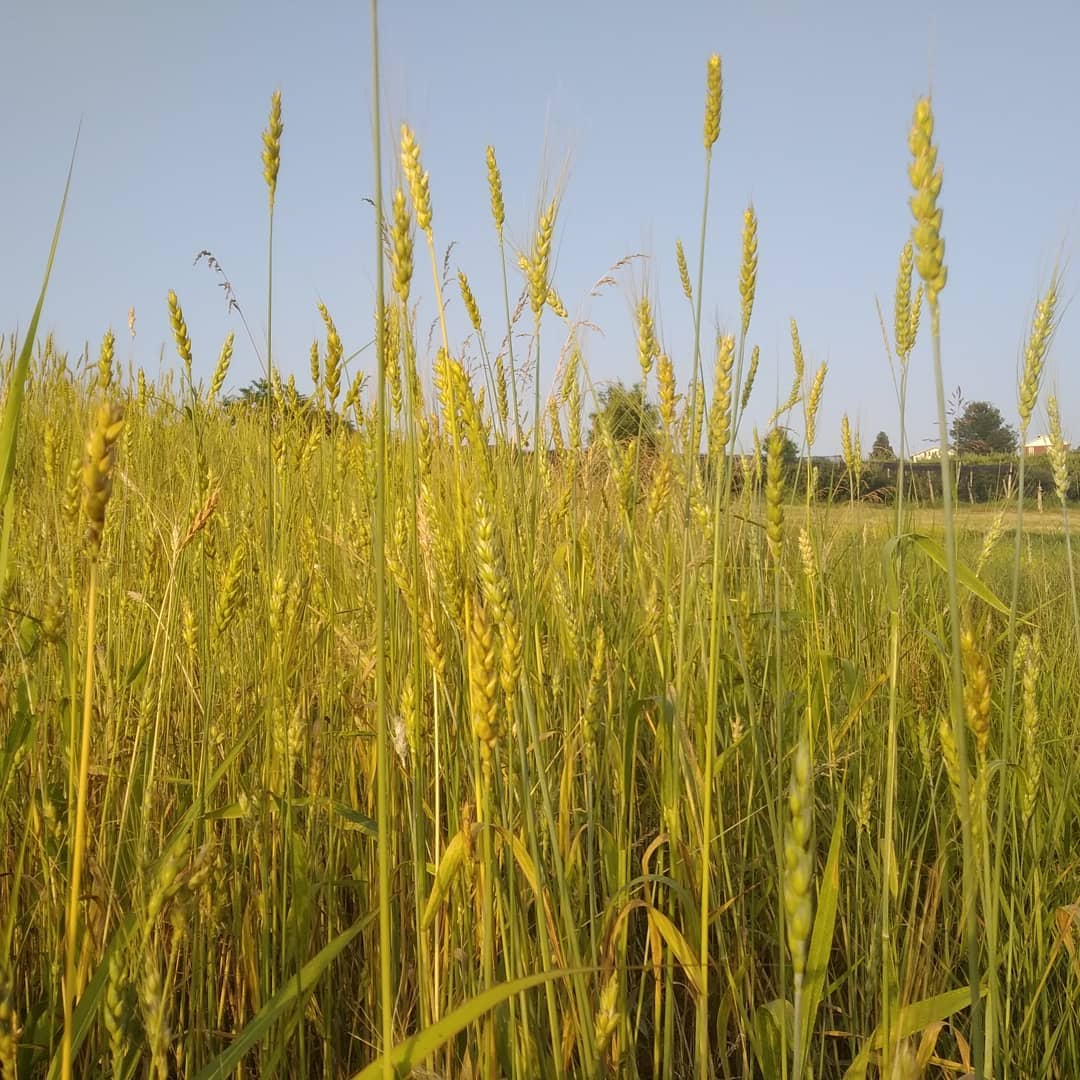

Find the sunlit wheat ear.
xmin=167 ymin=290 xmax=193 ymax=383
xmin=458 ymin=271 xmax=482 ymax=333
xmin=960 ymin=627 xmax=991 ymax=760
xmin=1018 ymin=631 xmax=1042 ymax=827
xmin=379 ymin=302 xmax=403 ymax=416
xmin=646 ymin=455 xmax=672 ymax=516
xmin=766 ymin=428 xmax=785 ymax=560
xmin=308 ymin=339 xmax=321 ymax=400
xmin=593 ymin=971 xmax=620 ymax=1058
xmin=485 ymin=145 xmax=505 ymax=239
xmin=546 ymin=285 xmax=568 ymax=319
xmin=103 ymin=949 xmax=132 ymax=1078
xmin=708 ymin=335 xmax=734 ymax=459
xmin=805 ymin=362 xmax=827 ymax=450
xmin=740 ymin=205 xmax=758 ymax=336
xmin=788 ymin=318 xmax=805 ymax=402
xmin=400 ymin=124 xmax=432 ymax=234
xmin=1047 ymin=396 xmax=1070 ymax=503
xmin=391 ymin=187 xmax=414 ymax=303
xmin=473 ymin=492 xmax=510 ymax=625
xmin=318 ymin=302 xmax=344 ymax=409
xmin=209 ymin=332 xmax=233 ymax=403
xmin=82 ymin=402 xmax=125 ymax=558
xmin=179 ymin=483 xmax=221 ymax=555
xmin=657 ymin=353 xmax=677 ymax=430
xmin=528 ymin=200 xmax=558 ymax=317
xmin=784 ymin=734 xmax=814 ymax=980
xmin=894 ymin=241 xmax=917 ymax=359
xmin=841 ymin=414 xmax=854 ymax=474
xmin=261 ymin=89 xmax=283 ymax=209
xmin=636 ymin=297 xmax=659 ymax=382
xmin=937 ymin=713 xmax=965 ymax=821
xmin=769 ymin=319 xmax=804 ymax=427
xmin=741 ymin=344 xmax=759 ymax=411
xmin=798 ymin=527 xmax=817 ymax=583
xmin=975 ymin=504 xmax=1008 ymax=576
xmin=139 ymin=949 xmax=170 ymax=1080
xmin=1017 ymin=278 xmax=1059 ymax=434
xmin=494 ymin=354 xmax=510 ymax=429
xmin=675 ymin=240 xmax=693 ymax=301
xmin=214 ymin=542 xmax=245 ymax=637
xmin=703 ymin=53 xmax=723 ymax=150
xmin=96 ymin=329 xmax=115 ymax=391
xmin=907 ymin=97 xmax=947 ymax=302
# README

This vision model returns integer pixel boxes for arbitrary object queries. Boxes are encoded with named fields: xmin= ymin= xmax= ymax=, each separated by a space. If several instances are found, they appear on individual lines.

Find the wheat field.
xmin=1 ymin=13 xmax=1078 ymax=1080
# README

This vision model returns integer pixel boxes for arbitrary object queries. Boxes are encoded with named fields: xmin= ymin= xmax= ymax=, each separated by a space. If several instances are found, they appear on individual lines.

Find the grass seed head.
xmin=703 ymin=53 xmax=723 ymax=150
xmin=636 ymin=297 xmax=659 ymax=381
xmin=960 ymin=627 xmax=991 ymax=759
xmin=740 ymin=205 xmax=758 ymax=335
xmin=209 ymin=332 xmax=233 ymax=402
xmin=528 ymin=200 xmax=557 ymax=317
xmin=1047 ymin=396 xmax=1070 ymax=503
xmin=805 ymin=362 xmax=827 ymax=450
xmin=486 ymin=145 xmax=505 ymax=239
xmin=783 ymin=734 xmax=814 ymax=978
xmin=894 ymin=241 xmax=916 ymax=359
xmin=318 ymin=302 xmax=344 ymax=409
xmin=907 ymin=97 xmax=947 ymax=302
xmin=400 ymin=124 xmax=432 ymax=233
xmin=82 ymin=402 xmax=125 ymax=557
xmin=97 ymin=328 xmax=115 ymax=391
xmin=675 ymin=239 xmax=692 ymax=301
xmin=391 ymin=186 xmax=414 ymax=303
xmin=766 ymin=428 xmax=785 ymax=558
xmin=458 ymin=270 xmax=482 ymax=332
xmin=167 ymin=291 xmax=193 ymax=381
xmin=1018 ymin=279 xmax=1059 ymax=432
xmin=708 ymin=335 xmax=734 ymax=459
xmin=262 ymin=89 xmax=283 ymax=209
xmin=658 ymin=353 xmax=678 ymax=429
xmin=741 ymin=344 xmax=759 ymax=412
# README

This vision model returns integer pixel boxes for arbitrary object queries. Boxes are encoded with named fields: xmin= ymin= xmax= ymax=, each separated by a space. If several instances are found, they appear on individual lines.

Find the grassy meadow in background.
xmin=2 ymin=11 xmax=1079 ymax=1079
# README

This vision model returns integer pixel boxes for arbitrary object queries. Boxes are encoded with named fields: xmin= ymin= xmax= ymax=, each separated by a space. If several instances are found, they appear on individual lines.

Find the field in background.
xmin=2 ymin=27 xmax=1079 ymax=1080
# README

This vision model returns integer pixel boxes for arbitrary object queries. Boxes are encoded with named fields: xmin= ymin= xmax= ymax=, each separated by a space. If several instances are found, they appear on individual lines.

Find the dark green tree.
xmin=870 ymin=430 xmax=896 ymax=460
xmin=588 ymin=381 xmax=661 ymax=449
xmin=951 ymin=400 xmax=1017 ymax=455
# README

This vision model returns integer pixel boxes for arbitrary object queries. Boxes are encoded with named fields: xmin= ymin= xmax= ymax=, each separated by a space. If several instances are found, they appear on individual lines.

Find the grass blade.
xmin=0 ymin=131 xmax=78 ymax=514
xmin=192 ymin=920 xmax=365 ymax=1080
xmin=350 ymin=969 xmax=576 ymax=1080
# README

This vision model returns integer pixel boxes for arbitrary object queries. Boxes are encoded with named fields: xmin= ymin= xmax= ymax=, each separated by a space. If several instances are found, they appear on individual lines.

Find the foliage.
xmin=870 ymin=430 xmax=895 ymax=460
xmin=587 ymin=380 xmax=660 ymax=448
xmin=952 ymin=399 xmax=1018 ymax=455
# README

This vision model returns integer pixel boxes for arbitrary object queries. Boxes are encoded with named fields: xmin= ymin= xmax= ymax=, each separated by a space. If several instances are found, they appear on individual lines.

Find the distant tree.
xmin=951 ymin=400 xmax=1017 ymax=455
xmin=588 ymin=381 xmax=660 ymax=449
xmin=870 ymin=431 xmax=896 ymax=460
xmin=224 ymin=378 xmax=354 ymax=434
xmin=228 ymin=377 xmax=273 ymax=413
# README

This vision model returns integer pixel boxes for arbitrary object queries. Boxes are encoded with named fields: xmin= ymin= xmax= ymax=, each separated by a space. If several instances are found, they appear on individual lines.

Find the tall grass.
xmin=1 ymin=16 xmax=1078 ymax=1080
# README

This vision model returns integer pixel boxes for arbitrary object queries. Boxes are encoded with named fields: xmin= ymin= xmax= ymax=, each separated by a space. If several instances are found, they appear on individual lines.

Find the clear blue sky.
xmin=3 ymin=0 xmax=1078 ymax=455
